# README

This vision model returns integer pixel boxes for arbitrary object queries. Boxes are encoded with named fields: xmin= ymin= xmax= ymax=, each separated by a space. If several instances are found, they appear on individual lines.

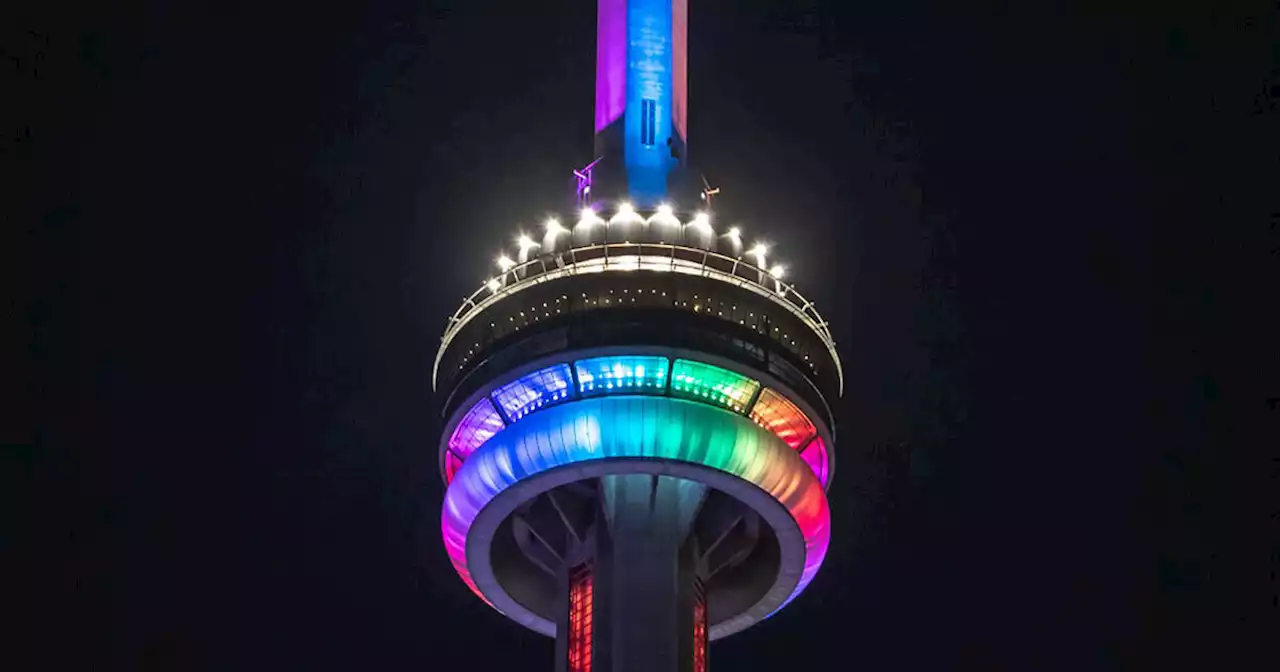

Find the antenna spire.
xmin=700 ymin=174 xmax=721 ymax=208
xmin=574 ymin=157 xmax=603 ymax=208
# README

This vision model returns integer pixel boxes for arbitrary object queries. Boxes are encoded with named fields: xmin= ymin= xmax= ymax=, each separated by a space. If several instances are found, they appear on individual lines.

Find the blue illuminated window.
xmin=492 ymin=363 xmax=575 ymax=421
xmin=575 ymin=355 xmax=669 ymax=395
xmin=641 ymin=99 xmax=657 ymax=146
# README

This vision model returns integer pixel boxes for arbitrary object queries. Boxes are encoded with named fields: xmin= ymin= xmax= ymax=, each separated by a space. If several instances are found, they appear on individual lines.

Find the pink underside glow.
xmin=595 ymin=0 xmax=627 ymax=132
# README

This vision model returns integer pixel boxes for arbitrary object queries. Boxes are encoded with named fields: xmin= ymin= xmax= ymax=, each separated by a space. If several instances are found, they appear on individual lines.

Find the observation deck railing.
xmin=434 ymin=242 xmax=843 ymax=396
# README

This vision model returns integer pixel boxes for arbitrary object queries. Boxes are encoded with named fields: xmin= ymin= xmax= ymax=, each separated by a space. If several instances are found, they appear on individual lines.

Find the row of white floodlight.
xmin=487 ymin=203 xmax=785 ymax=293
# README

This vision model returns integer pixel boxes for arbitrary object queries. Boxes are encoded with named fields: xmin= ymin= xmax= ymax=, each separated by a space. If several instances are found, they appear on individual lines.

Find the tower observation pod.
xmin=433 ymin=3 xmax=843 ymax=671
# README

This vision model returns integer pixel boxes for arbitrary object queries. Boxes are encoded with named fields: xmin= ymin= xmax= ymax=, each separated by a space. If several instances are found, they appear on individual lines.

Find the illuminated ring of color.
xmin=442 ymin=396 xmax=830 ymax=640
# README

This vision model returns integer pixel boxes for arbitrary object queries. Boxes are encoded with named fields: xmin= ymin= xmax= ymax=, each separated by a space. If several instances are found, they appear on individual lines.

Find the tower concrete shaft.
xmin=554 ymin=475 xmax=709 ymax=672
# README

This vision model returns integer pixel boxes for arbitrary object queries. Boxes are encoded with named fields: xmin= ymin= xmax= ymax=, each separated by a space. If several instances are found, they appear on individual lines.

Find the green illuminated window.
xmin=669 ymin=359 xmax=759 ymax=412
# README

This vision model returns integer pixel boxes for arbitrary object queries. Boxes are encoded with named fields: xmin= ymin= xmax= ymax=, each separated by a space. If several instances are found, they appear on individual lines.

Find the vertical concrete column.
xmin=591 ymin=474 xmax=706 ymax=672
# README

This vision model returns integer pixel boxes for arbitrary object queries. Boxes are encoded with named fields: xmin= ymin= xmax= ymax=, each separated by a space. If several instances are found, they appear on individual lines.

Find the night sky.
xmin=15 ymin=0 xmax=1272 ymax=669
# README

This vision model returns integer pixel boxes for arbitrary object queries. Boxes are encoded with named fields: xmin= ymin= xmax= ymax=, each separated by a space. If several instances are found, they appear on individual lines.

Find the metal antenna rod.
xmin=700 ymin=174 xmax=721 ymax=209
xmin=574 ymin=157 xmax=604 ymax=208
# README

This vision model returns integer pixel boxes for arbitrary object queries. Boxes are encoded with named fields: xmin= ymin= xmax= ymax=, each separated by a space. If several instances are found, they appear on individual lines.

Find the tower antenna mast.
xmin=574 ymin=157 xmax=603 ymax=208
xmin=700 ymin=174 xmax=721 ymax=209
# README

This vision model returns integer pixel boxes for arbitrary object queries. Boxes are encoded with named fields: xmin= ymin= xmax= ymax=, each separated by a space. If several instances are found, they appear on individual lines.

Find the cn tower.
xmin=435 ymin=2 xmax=841 ymax=670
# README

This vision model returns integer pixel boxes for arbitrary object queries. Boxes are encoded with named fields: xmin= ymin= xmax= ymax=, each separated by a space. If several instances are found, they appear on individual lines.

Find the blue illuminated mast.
xmin=592 ymin=0 xmax=690 ymax=207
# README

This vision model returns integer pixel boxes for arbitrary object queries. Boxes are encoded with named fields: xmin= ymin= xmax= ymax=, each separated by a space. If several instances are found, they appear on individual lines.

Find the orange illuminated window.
xmin=749 ymin=387 xmax=817 ymax=450
xmin=568 ymin=563 xmax=594 ymax=672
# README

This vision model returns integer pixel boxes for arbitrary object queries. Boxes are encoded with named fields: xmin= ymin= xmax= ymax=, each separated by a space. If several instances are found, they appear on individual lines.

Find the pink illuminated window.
xmin=568 ymin=563 xmax=594 ymax=672
xmin=693 ymin=577 xmax=707 ymax=672
xmin=444 ymin=450 xmax=465 ymax=483
xmin=799 ymin=437 xmax=830 ymax=487
xmin=749 ymin=388 xmax=817 ymax=450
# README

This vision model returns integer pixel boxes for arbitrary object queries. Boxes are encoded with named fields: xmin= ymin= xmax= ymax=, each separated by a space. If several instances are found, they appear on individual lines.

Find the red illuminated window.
xmin=568 ymin=563 xmax=594 ymax=672
xmin=444 ymin=450 xmax=465 ymax=483
xmin=693 ymin=578 xmax=707 ymax=672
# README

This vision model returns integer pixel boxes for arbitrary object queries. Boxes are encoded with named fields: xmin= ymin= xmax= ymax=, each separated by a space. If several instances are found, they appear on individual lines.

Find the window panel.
xmin=669 ymin=359 xmax=759 ymax=412
xmin=575 ymin=355 xmax=668 ymax=395
xmin=749 ymin=387 xmax=817 ymax=450
xmin=492 ymin=363 xmax=574 ymax=421
xmin=568 ymin=563 xmax=594 ymax=672
xmin=799 ymin=437 xmax=830 ymax=487
xmin=447 ymin=398 xmax=506 ymax=459
xmin=444 ymin=449 xmax=465 ymax=483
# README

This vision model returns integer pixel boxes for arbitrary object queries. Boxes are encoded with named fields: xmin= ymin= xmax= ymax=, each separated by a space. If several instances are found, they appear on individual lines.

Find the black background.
xmin=12 ymin=0 xmax=1274 ymax=669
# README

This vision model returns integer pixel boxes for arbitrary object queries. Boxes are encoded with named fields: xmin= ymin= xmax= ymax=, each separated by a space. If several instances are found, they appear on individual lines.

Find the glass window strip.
xmin=444 ymin=357 xmax=828 ymax=486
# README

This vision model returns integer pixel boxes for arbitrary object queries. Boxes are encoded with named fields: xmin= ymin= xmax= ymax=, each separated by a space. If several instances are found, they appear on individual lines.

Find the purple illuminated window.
xmin=492 ymin=364 xmax=574 ymax=421
xmin=447 ymin=398 xmax=506 ymax=459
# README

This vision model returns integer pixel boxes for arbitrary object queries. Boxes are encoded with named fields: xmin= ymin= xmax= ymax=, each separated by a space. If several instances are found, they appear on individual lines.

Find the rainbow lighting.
xmin=442 ymin=354 xmax=828 ymax=487
xmin=575 ymin=355 xmax=668 ymax=394
xmin=430 ymin=1 xmax=847 ymax=667
xmin=441 ymin=396 xmax=831 ymax=634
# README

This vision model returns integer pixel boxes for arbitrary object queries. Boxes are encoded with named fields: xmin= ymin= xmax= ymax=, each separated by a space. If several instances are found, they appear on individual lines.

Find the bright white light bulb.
xmin=657 ymin=203 xmax=674 ymax=218
xmin=728 ymin=227 xmax=741 ymax=238
xmin=617 ymin=202 xmax=634 ymax=216
xmin=580 ymin=207 xmax=596 ymax=221
xmin=694 ymin=212 xmax=711 ymax=227
xmin=770 ymin=264 xmax=786 ymax=279
xmin=517 ymin=234 xmax=536 ymax=251
xmin=486 ymin=278 xmax=501 ymax=291
xmin=496 ymin=255 xmax=514 ymax=271
xmin=545 ymin=217 xmax=562 ymax=232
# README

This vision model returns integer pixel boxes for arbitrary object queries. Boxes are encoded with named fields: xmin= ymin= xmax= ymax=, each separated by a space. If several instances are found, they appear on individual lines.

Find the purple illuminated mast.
xmin=590 ymin=0 xmax=690 ymax=207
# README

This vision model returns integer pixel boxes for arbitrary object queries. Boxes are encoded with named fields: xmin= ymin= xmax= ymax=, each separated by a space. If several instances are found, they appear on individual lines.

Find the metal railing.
xmin=434 ymin=242 xmax=843 ymax=396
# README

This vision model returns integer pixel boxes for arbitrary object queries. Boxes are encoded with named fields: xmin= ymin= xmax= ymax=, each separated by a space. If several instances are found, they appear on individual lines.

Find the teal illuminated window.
xmin=575 ymin=355 xmax=669 ymax=395
xmin=669 ymin=359 xmax=760 ymax=412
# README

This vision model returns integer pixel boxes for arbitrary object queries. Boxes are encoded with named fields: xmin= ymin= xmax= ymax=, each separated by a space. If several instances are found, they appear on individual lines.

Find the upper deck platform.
xmin=435 ymin=240 xmax=842 ymax=399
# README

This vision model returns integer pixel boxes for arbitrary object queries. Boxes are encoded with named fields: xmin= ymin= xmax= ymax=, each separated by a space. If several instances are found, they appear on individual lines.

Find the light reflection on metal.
xmin=575 ymin=355 xmax=668 ymax=394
